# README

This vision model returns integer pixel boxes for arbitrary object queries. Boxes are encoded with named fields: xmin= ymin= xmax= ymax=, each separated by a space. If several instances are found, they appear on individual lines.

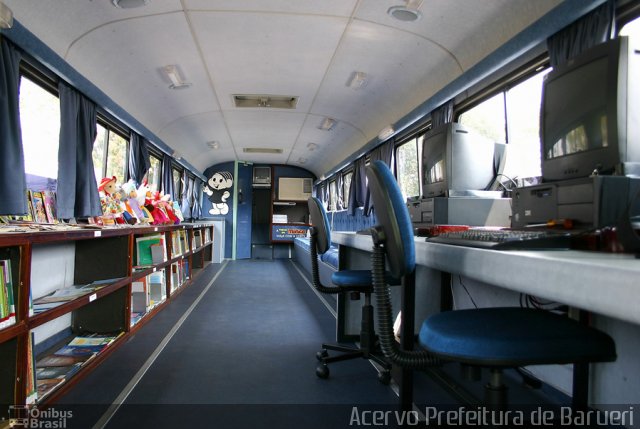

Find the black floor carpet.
xmin=56 ymin=260 xmax=400 ymax=429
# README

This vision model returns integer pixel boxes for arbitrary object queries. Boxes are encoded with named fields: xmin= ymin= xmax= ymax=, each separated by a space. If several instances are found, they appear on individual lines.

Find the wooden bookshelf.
xmin=0 ymin=222 xmax=215 ymax=413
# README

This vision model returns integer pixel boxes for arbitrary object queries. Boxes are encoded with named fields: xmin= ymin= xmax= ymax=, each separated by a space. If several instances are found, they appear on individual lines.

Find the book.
xmin=36 ymin=364 xmax=81 ymax=381
xmin=131 ymin=277 xmax=149 ymax=313
xmin=32 ymin=284 xmax=96 ymax=305
xmin=29 ymin=191 xmax=49 ymax=224
xmin=42 ymin=190 xmax=58 ymax=224
xmin=0 ymin=262 xmax=15 ymax=329
xmin=36 ymin=354 xmax=89 ymax=367
xmin=0 ymin=260 xmax=15 ymax=318
xmin=135 ymin=234 xmax=166 ymax=266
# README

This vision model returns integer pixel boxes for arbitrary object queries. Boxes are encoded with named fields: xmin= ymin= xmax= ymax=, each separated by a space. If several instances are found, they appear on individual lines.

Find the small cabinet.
xmin=269 ymin=170 xmax=314 ymax=244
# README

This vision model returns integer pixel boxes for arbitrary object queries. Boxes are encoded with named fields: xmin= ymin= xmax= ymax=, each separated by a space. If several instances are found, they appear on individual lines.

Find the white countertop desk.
xmin=332 ymin=231 xmax=640 ymax=326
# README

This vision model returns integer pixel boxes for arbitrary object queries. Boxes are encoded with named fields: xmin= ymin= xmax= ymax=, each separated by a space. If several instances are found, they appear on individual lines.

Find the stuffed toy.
xmin=134 ymin=182 xmax=155 ymax=224
xmin=120 ymin=180 xmax=149 ymax=224
xmin=139 ymin=183 xmax=169 ymax=225
xmin=98 ymin=176 xmax=123 ymax=225
xmin=149 ymin=192 xmax=180 ymax=224
xmin=114 ymin=183 xmax=137 ymax=225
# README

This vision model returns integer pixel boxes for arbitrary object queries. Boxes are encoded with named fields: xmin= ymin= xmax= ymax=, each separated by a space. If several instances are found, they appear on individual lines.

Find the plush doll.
xmin=98 ymin=176 xmax=123 ymax=225
xmin=146 ymin=191 xmax=171 ymax=225
xmin=153 ymin=192 xmax=180 ymax=224
xmin=134 ymin=182 xmax=155 ymax=224
xmin=114 ymin=184 xmax=137 ymax=225
xmin=120 ymin=180 xmax=147 ymax=224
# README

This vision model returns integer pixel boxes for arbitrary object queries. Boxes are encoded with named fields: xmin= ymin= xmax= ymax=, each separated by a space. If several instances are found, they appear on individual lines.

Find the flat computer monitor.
xmin=422 ymin=122 xmax=504 ymax=197
xmin=540 ymin=36 xmax=640 ymax=181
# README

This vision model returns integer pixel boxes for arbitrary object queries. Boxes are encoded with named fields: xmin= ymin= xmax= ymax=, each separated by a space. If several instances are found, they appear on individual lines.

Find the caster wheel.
xmin=316 ymin=349 xmax=328 ymax=361
xmin=378 ymin=370 xmax=391 ymax=385
xmin=316 ymin=363 xmax=329 ymax=379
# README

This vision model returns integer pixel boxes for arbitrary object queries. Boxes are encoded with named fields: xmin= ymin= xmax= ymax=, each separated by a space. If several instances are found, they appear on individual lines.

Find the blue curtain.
xmin=347 ymin=157 xmax=367 ymax=216
xmin=0 ymin=39 xmax=27 ymax=215
xmin=56 ymin=83 xmax=101 ymax=219
xmin=192 ymin=179 xmax=202 ymax=220
xmin=364 ymin=139 xmax=394 ymax=215
xmin=161 ymin=153 xmax=175 ymax=199
xmin=128 ymin=132 xmax=150 ymax=186
xmin=547 ymin=0 xmax=615 ymax=67
xmin=181 ymin=171 xmax=192 ymax=220
xmin=431 ymin=99 xmax=454 ymax=128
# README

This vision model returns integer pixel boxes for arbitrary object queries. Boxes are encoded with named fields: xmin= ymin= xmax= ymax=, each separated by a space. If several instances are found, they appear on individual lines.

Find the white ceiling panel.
xmin=184 ymin=0 xmax=358 ymax=17
xmin=65 ymin=12 xmax=219 ymax=133
xmin=224 ymin=110 xmax=308 ymax=163
xmin=310 ymin=19 xmax=461 ymax=141
xmin=190 ymin=11 xmax=349 ymax=112
xmin=157 ymin=111 xmax=232 ymax=172
xmin=4 ymin=0 xmax=183 ymax=59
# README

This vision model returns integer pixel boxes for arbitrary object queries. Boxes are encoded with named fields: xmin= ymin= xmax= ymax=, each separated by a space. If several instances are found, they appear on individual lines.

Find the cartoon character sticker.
xmin=204 ymin=171 xmax=233 ymax=215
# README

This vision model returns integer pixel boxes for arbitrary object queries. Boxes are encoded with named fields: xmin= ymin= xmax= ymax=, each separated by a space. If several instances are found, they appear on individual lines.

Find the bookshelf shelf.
xmin=0 ymin=222 xmax=215 ymax=412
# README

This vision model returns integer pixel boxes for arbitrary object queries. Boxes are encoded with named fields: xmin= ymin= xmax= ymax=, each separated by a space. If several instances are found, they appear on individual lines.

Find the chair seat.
xmin=331 ymin=270 xmax=400 ymax=292
xmin=419 ymin=307 xmax=616 ymax=367
xmin=331 ymin=270 xmax=374 ymax=291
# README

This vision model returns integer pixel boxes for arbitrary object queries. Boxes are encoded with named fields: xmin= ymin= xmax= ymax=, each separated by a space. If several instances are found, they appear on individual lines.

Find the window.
xmin=329 ymin=180 xmax=337 ymax=211
xmin=172 ymin=167 xmax=182 ymax=198
xmin=93 ymin=122 xmax=128 ymax=184
xmin=458 ymin=67 xmax=550 ymax=181
xmin=342 ymin=171 xmax=353 ymax=208
xmin=147 ymin=154 xmax=162 ymax=192
xmin=620 ymin=13 xmax=640 ymax=38
xmin=19 ymin=76 xmax=60 ymax=181
xmin=395 ymin=136 xmax=421 ymax=200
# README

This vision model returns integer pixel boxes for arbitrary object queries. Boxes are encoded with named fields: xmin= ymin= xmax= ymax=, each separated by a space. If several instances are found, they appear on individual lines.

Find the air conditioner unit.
xmin=278 ymin=177 xmax=313 ymax=201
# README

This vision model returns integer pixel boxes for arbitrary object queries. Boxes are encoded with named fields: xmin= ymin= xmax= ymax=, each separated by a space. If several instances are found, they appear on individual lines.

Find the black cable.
xmin=458 ymin=275 xmax=478 ymax=308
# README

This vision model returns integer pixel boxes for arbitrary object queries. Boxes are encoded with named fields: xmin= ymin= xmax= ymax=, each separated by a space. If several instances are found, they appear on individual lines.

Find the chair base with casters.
xmin=307 ymin=197 xmax=391 ymax=384
xmin=365 ymin=159 xmax=616 ymax=409
xmin=315 ymin=286 xmax=391 ymax=384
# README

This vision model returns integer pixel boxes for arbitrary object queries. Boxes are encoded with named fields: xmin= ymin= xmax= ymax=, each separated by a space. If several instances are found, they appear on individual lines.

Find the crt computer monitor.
xmin=540 ymin=36 xmax=640 ymax=182
xmin=422 ymin=122 xmax=502 ymax=198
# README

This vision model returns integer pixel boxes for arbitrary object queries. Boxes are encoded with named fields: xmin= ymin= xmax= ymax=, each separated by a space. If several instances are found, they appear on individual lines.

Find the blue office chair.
xmin=365 ymin=160 xmax=616 ymax=406
xmin=307 ymin=197 xmax=391 ymax=383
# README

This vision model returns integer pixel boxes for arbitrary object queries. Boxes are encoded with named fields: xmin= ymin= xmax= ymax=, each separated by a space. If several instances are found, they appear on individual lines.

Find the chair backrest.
xmin=307 ymin=197 xmax=331 ymax=254
xmin=366 ymin=160 xmax=415 ymax=278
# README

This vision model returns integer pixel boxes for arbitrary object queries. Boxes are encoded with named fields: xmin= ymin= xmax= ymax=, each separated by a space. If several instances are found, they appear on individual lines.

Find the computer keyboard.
xmin=425 ymin=229 xmax=572 ymax=250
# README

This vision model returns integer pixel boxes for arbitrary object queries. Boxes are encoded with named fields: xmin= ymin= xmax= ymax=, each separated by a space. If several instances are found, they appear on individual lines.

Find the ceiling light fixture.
xmin=388 ymin=0 xmax=423 ymax=22
xmin=378 ymin=125 xmax=395 ymax=141
xmin=206 ymin=141 xmax=220 ymax=149
xmin=347 ymin=71 xmax=368 ymax=90
xmin=243 ymin=148 xmax=283 ymax=154
xmin=0 ymin=1 xmax=14 ymax=29
xmin=162 ymin=65 xmax=192 ymax=90
xmin=298 ymin=157 xmax=307 ymax=164
xmin=318 ymin=117 xmax=337 ymax=131
xmin=306 ymin=143 xmax=318 ymax=151
xmin=112 ymin=0 xmax=150 ymax=9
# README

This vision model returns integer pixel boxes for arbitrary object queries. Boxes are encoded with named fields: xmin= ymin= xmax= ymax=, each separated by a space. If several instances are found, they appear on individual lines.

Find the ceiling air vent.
xmin=233 ymin=94 xmax=298 ymax=109
xmin=243 ymin=148 xmax=283 ymax=154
